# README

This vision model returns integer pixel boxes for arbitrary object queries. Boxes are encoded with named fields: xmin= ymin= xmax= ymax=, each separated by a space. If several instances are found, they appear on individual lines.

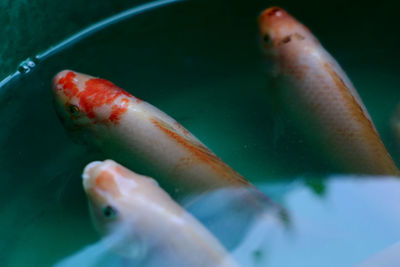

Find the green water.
xmin=1 ymin=0 xmax=400 ymax=266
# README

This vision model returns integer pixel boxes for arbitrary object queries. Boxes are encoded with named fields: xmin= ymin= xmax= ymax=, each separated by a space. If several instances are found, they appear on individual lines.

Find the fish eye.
xmin=68 ymin=105 xmax=80 ymax=116
xmin=102 ymin=205 xmax=118 ymax=219
xmin=263 ymin=34 xmax=271 ymax=44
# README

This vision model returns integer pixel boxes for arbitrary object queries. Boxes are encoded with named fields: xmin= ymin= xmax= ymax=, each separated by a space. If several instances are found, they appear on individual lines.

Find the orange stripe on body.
xmin=322 ymin=62 xmax=399 ymax=175
xmin=151 ymin=118 xmax=249 ymax=186
xmin=95 ymin=170 xmax=121 ymax=197
xmin=323 ymin=63 xmax=378 ymax=135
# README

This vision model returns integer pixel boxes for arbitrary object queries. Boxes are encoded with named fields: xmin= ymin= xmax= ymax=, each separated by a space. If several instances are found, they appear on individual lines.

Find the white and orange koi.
xmin=52 ymin=70 xmax=253 ymax=199
xmin=82 ymin=159 xmax=239 ymax=267
xmin=258 ymin=7 xmax=399 ymax=175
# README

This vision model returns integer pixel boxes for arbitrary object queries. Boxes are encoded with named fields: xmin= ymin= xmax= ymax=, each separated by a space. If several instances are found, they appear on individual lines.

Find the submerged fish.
xmin=82 ymin=159 xmax=239 ymax=267
xmin=52 ymin=70 xmax=251 ymax=199
xmin=258 ymin=7 xmax=399 ymax=175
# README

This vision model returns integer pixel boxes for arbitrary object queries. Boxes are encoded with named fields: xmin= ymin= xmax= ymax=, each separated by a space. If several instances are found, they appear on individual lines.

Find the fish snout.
xmin=259 ymin=7 xmax=287 ymax=30
xmin=82 ymin=160 xmax=123 ymax=199
xmin=258 ymin=7 xmax=295 ymax=45
xmin=82 ymin=161 xmax=104 ymax=191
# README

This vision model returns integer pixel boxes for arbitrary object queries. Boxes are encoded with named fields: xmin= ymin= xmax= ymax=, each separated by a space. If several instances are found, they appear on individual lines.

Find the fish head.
xmin=82 ymin=160 xmax=136 ymax=233
xmin=82 ymin=160 xmax=162 ymax=234
xmin=258 ymin=7 xmax=315 ymax=58
xmin=82 ymin=160 xmax=165 ymax=258
xmin=52 ymin=70 xmax=136 ymax=145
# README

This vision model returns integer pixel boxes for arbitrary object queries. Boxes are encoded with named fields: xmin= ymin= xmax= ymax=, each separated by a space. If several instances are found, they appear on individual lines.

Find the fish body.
xmin=52 ymin=70 xmax=250 ymax=198
xmin=258 ymin=7 xmax=399 ymax=175
xmin=82 ymin=160 xmax=239 ymax=267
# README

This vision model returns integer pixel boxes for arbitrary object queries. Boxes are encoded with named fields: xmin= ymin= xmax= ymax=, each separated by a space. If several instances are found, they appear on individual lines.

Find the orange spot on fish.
xmin=58 ymin=71 xmax=79 ymax=98
xmin=109 ymin=98 xmax=130 ymax=124
xmin=78 ymin=78 xmax=132 ymax=120
xmin=259 ymin=6 xmax=293 ymax=29
xmin=151 ymin=118 xmax=249 ymax=185
xmin=96 ymin=170 xmax=121 ymax=196
xmin=262 ymin=7 xmax=283 ymax=18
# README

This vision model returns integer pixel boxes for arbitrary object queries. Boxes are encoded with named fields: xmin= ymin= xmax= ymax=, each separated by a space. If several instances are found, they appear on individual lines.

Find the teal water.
xmin=1 ymin=0 xmax=400 ymax=266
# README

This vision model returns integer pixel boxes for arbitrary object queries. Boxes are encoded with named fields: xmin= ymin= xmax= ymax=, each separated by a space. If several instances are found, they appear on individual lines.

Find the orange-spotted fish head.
xmin=82 ymin=160 xmax=161 ymax=234
xmin=83 ymin=160 xmax=124 ymax=234
xmin=258 ymin=7 xmax=316 ymax=58
xmin=52 ymin=70 xmax=137 ymax=145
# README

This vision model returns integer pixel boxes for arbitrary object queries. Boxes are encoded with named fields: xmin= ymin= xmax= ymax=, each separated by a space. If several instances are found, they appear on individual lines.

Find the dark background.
xmin=1 ymin=0 xmax=399 ymax=79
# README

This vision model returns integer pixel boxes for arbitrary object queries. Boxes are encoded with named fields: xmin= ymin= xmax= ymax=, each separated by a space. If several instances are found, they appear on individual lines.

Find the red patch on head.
xmin=58 ymin=71 xmax=79 ymax=98
xmin=95 ymin=170 xmax=120 ymax=196
xmin=109 ymin=98 xmax=129 ymax=124
xmin=259 ymin=6 xmax=284 ymax=22
xmin=77 ymin=78 xmax=133 ymax=123
xmin=259 ymin=6 xmax=293 ymax=33
xmin=265 ymin=7 xmax=283 ymax=17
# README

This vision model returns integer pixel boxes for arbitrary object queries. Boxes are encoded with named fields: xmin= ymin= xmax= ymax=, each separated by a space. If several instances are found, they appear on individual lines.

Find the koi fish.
xmin=52 ymin=70 xmax=252 ymax=199
xmin=258 ymin=7 xmax=399 ymax=175
xmin=82 ymin=159 xmax=239 ymax=267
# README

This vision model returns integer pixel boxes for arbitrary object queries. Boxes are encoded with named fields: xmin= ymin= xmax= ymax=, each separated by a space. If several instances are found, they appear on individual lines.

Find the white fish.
xmin=52 ymin=70 xmax=253 ymax=199
xmin=258 ymin=7 xmax=399 ymax=175
xmin=81 ymin=159 xmax=239 ymax=267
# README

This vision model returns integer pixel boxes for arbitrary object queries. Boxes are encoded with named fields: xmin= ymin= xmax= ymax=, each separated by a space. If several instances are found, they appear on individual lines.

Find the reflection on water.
xmin=256 ymin=176 xmax=400 ymax=267
xmin=54 ymin=176 xmax=400 ymax=267
xmin=357 ymin=241 xmax=400 ymax=267
xmin=1 ymin=0 xmax=400 ymax=266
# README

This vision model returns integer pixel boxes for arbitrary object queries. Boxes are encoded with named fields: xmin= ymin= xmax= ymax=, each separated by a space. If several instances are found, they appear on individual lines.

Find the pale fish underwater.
xmin=68 ymin=159 xmax=240 ymax=267
xmin=52 ymin=70 xmax=255 ymax=200
xmin=258 ymin=7 xmax=399 ymax=175
xmin=51 ymin=69 xmax=288 ymax=251
xmin=55 ymin=173 xmax=400 ymax=267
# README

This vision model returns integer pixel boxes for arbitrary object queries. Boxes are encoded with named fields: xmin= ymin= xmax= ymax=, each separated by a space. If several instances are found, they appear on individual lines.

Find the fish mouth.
xmin=82 ymin=160 xmax=104 ymax=190
xmin=258 ymin=6 xmax=293 ymax=42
